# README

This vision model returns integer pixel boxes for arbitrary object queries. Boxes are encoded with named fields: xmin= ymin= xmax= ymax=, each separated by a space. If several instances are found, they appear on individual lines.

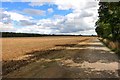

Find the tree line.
xmin=95 ymin=2 xmax=120 ymax=42
xmin=1 ymin=32 xmax=97 ymax=37
xmin=1 ymin=32 xmax=89 ymax=37
xmin=1 ymin=32 xmax=46 ymax=37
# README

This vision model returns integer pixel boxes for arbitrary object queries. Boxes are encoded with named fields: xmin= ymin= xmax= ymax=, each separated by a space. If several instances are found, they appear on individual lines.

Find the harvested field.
xmin=2 ymin=37 xmax=120 ymax=78
xmin=2 ymin=36 xmax=90 ymax=61
xmin=2 ymin=36 xmax=120 ymax=78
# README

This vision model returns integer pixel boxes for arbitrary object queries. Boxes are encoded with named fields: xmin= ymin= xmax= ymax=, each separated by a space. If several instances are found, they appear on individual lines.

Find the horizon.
xmin=1 ymin=32 xmax=97 ymax=36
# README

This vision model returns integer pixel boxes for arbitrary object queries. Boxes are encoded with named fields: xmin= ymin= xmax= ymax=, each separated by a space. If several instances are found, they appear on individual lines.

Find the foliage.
xmin=95 ymin=2 xmax=120 ymax=42
xmin=2 ymin=32 xmax=44 ymax=37
xmin=1 ymin=32 xmax=87 ymax=37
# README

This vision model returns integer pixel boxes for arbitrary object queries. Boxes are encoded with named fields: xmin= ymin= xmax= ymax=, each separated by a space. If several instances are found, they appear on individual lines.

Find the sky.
xmin=0 ymin=0 xmax=99 ymax=35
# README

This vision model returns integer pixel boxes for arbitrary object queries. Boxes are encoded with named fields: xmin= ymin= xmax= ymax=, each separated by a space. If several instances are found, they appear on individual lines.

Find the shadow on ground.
xmin=2 ymin=38 xmax=120 ymax=78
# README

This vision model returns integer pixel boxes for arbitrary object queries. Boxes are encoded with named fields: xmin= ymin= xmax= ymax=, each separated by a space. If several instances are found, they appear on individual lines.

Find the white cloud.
xmin=3 ymin=11 xmax=33 ymax=21
xmin=47 ymin=8 xmax=53 ymax=13
xmin=22 ymin=1 xmax=99 ymax=35
xmin=0 ymin=9 xmax=35 ymax=32
xmin=79 ymin=29 xmax=97 ymax=35
xmin=28 ymin=0 xmax=55 ymax=6
xmin=54 ymin=2 xmax=99 ymax=34
xmin=16 ymin=25 xmax=54 ymax=34
xmin=28 ymin=0 xmax=99 ymax=10
xmin=0 ymin=22 xmax=16 ymax=32
xmin=1 ymin=9 xmax=37 ymax=25
xmin=23 ymin=8 xmax=46 ymax=16
xmin=19 ymin=20 xmax=36 ymax=26
xmin=37 ymin=19 xmax=58 ymax=26
xmin=1 ymin=0 xmax=99 ymax=35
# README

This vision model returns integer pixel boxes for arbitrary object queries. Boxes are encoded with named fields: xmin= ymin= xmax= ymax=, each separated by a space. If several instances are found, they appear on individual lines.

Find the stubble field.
xmin=2 ymin=36 xmax=90 ymax=61
xmin=2 ymin=36 xmax=120 ymax=78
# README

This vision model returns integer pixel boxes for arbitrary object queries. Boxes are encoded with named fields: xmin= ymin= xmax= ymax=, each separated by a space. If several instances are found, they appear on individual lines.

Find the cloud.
xmin=19 ymin=20 xmax=36 ymax=26
xmin=16 ymin=25 xmax=54 ymax=34
xmin=0 ymin=22 xmax=16 ymax=32
xmin=23 ymin=8 xmax=46 ymax=16
xmin=1 ymin=0 xmax=99 ymax=35
xmin=0 ymin=13 xmax=12 ymax=24
xmin=0 ymin=9 xmax=36 ymax=32
xmin=28 ymin=0 xmax=98 ymax=10
xmin=79 ymin=29 xmax=97 ymax=35
xmin=47 ymin=8 xmax=53 ymax=13
xmin=3 ymin=11 xmax=33 ymax=21
xmin=34 ymin=9 xmax=97 ymax=34
xmin=56 ymin=0 xmax=99 ymax=10
xmin=28 ymin=0 xmax=54 ymax=6
xmin=17 ymin=1 xmax=98 ymax=35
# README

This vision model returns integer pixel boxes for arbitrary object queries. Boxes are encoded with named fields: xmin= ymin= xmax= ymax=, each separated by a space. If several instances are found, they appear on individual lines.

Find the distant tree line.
xmin=95 ymin=2 xmax=120 ymax=42
xmin=1 ymin=32 xmax=92 ymax=37
xmin=1 ymin=32 xmax=97 ymax=37
xmin=1 ymin=32 xmax=45 ymax=37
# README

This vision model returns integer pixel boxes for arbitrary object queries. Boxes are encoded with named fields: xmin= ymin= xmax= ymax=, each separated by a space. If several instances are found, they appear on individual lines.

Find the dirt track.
xmin=3 ymin=37 xmax=120 ymax=78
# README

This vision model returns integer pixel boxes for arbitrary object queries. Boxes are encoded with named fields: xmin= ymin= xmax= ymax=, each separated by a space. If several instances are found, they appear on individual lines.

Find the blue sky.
xmin=2 ymin=2 xmax=73 ymax=19
xmin=0 ymin=0 xmax=99 ymax=35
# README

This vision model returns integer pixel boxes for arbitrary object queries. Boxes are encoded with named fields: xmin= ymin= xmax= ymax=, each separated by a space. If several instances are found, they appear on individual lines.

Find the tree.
xmin=95 ymin=2 xmax=120 ymax=42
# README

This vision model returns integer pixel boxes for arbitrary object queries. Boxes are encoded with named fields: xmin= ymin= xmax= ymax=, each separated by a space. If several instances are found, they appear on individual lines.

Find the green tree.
xmin=95 ymin=2 xmax=120 ymax=42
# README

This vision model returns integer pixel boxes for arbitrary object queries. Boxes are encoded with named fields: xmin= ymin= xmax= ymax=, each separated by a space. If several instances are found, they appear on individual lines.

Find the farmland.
xmin=2 ymin=36 xmax=90 ymax=61
xmin=2 ymin=36 xmax=120 ymax=78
